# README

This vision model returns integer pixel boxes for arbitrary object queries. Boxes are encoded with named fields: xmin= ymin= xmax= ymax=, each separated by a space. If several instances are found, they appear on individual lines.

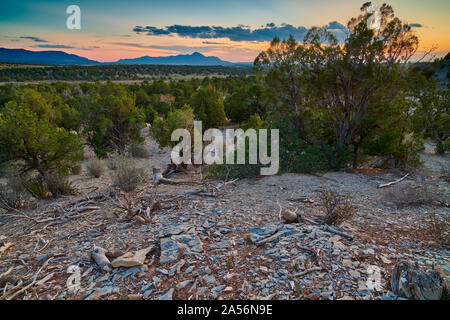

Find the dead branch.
xmin=152 ymin=167 xmax=203 ymax=185
xmin=0 ymin=258 xmax=51 ymax=300
xmin=377 ymin=173 xmax=410 ymax=189
xmin=0 ymin=242 xmax=14 ymax=257
xmin=292 ymin=266 xmax=324 ymax=277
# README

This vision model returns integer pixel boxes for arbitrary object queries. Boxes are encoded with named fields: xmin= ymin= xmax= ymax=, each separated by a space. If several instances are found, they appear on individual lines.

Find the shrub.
xmin=112 ymin=157 xmax=146 ymax=192
xmin=0 ymin=101 xmax=83 ymax=180
xmin=320 ymin=190 xmax=357 ymax=226
xmin=71 ymin=164 xmax=82 ymax=175
xmin=128 ymin=143 xmax=150 ymax=159
xmin=0 ymin=176 xmax=25 ymax=211
xmin=86 ymin=158 xmax=106 ymax=178
xmin=46 ymin=173 xmax=74 ymax=197
xmin=271 ymin=119 xmax=349 ymax=173
xmin=24 ymin=177 xmax=50 ymax=200
xmin=420 ymin=212 xmax=449 ymax=246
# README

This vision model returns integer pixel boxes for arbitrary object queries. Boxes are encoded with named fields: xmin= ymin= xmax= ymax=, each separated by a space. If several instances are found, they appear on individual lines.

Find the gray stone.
xmin=158 ymin=288 xmax=174 ymax=300
xmin=203 ymin=274 xmax=217 ymax=286
xmin=177 ymin=280 xmax=193 ymax=290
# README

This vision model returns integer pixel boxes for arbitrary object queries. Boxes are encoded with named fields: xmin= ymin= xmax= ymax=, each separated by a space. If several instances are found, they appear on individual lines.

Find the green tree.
xmin=82 ymin=82 xmax=144 ymax=157
xmin=255 ymin=2 xmax=420 ymax=168
xmin=0 ymin=101 xmax=83 ymax=179
xmin=191 ymin=85 xmax=226 ymax=129
xmin=150 ymin=105 xmax=195 ymax=148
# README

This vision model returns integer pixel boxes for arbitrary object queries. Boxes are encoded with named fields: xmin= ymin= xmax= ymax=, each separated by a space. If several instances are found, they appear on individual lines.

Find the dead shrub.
xmin=86 ymin=158 xmax=106 ymax=178
xmin=112 ymin=157 xmax=146 ymax=192
xmin=419 ymin=212 xmax=449 ymax=246
xmin=320 ymin=189 xmax=357 ymax=226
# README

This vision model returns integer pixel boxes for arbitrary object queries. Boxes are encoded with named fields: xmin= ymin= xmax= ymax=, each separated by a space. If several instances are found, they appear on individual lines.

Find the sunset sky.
xmin=0 ymin=0 xmax=448 ymax=62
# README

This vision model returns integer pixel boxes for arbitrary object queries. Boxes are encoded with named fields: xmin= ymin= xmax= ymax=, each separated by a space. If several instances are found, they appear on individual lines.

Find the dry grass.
xmin=86 ymin=158 xmax=106 ymax=178
xmin=128 ymin=143 xmax=150 ymax=159
xmin=46 ymin=174 xmax=75 ymax=197
xmin=112 ymin=157 xmax=146 ymax=192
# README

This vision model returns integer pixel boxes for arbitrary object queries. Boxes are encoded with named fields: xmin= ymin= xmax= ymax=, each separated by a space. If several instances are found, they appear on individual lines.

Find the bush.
xmin=0 ymin=176 xmax=25 ymax=211
xmin=24 ymin=178 xmax=50 ymax=200
xmin=128 ymin=143 xmax=150 ymax=159
xmin=0 ymin=101 xmax=83 ymax=180
xmin=272 ymin=119 xmax=349 ymax=173
xmin=86 ymin=158 xmax=106 ymax=178
xmin=112 ymin=157 xmax=146 ymax=192
xmin=420 ymin=212 xmax=449 ymax=245
xmin=71 ymin=164 xmax=82 ymax=175
xmin=320 ymin=190 xmax=357 ymax=226
xmin=46 ymin=173 xmax=74 ymax=197
xmin=150 ymin=105 xmax=194 ymax=148
xmin=106 ymin=152 xmax=126 ymax=170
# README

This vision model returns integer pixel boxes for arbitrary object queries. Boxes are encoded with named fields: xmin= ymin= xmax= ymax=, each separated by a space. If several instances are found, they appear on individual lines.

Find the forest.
xmin=0 ymin=64 xmax=252 ymax=82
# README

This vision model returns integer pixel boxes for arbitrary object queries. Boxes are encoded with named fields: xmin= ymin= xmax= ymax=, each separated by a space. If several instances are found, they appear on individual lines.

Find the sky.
xmin=0 ymin=0 xmax=449 ymax=62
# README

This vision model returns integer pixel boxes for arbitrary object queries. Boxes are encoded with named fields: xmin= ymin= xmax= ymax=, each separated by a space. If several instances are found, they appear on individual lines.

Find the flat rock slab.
xmin=111 ymin=246 xmax=154 ymax=268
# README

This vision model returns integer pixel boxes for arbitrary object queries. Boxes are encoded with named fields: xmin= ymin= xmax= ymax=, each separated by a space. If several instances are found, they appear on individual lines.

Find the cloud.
xmin=202 ymin=41 xmax=227 ymax=45
xmin=34 ymin=44 xmax=75 ymax=49
xmin=409 ymin=23 xmax=423 ymax=28
xmin=20 ymin=36 xmax=48 ymax=43
xmin=132 ymin=22 xmax=348 ymax=42
xmin=111 ymin=42 xmax=230 ymax=54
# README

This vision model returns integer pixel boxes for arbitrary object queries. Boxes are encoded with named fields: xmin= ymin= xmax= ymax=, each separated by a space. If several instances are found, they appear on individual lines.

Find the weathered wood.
xmin=152 ymin=167 xmax=203 ymax=185
xmin=391 ymin=261 xmax=443 ymax=300
xmin=292 ymin=267 xmax=323 ymax=277
xmin=378 ymin=173 xmax=409 ymax=188
xmin=91 ymin=247 xmax=112 ymax=272
xmin=322 ymin=224 xmax=354 ymax=240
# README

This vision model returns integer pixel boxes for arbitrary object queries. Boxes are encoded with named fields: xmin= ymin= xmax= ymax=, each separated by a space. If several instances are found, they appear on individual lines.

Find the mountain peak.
xmin=191 ymin=52 xmax=204 ymax=57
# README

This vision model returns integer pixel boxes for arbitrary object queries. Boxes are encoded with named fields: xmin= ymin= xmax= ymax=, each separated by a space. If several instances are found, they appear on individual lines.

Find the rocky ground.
xmin=0 ymin=137 xmax=448 ymax=300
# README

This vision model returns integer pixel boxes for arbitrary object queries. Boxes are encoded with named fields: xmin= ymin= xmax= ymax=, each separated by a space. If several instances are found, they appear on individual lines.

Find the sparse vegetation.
xmin=86 ymin=158 xmax=106 ymax=178
xmin=0 ymin=176 xmax=25 ymax=211
xmin=24 ymin=177 xmax=50 ymax=200
xmin=320 ymin=190 xmax=357 ymax=226
xmin=45 ymin=173 xmax=74 ymax=197
xmin=112 ymin=157 xmax=146 ymax=192
xmin=128 ymin=143 xmax=150 ymax=159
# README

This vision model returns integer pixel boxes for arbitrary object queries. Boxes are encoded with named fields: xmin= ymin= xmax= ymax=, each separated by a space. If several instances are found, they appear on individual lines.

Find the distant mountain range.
xmin=0 ymin=48 xmax=100 ymax=65
xmin=0 ymin=48 xmax=250 ymax=66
